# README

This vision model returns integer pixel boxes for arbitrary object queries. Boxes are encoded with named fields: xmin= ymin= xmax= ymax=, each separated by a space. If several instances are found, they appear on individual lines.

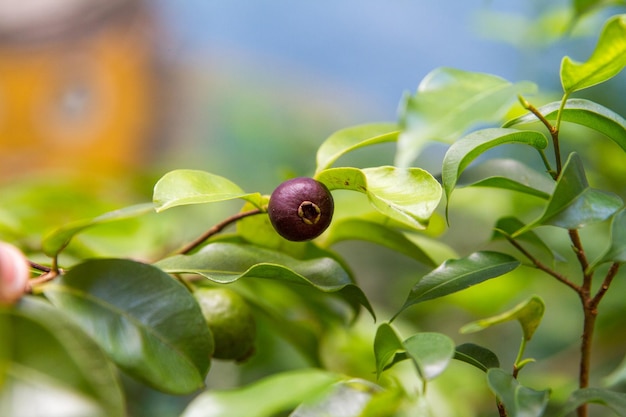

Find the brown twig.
xmin=519 ymin=96 xmax=562 ymax=178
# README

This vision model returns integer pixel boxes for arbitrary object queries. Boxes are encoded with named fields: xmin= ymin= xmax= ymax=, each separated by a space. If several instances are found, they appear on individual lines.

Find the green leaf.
xmin=557 ymin=388 xmax=626 ymax=417
xmin=41 ymin=203 xmax=155 ymax=257
xmin=454 ymin=343 xmax=500 ymax=372
xmin=155 ymin=242 xmax=374 ymax=319
xmin=590 ymin=208 xmax=626 ymax=269
xmin=458 ymin=158 xmax=554 ymax=199
xmin=395 ymin=67 xmax=536 ymax=167
xmin=504 ymin=98 xmax=626 ymax=153
xmin=561 ymin=14 xmax=626 ymax=93
xmin=290 ymin=379 xmax=383 ymax=417
xmin=513 ymin=153 xmax=623 ymax=236
xmin=153 ymin=169 xmax=263 ymax=212
xmin=323 ymin=217 xmax=437 ymax=266
xmin=393 ymin=251 xmax=520 ymax=320
xmin=315 ymin=123 xmax=399 ymax=173
xmin=316 ymin=166 xmax=442 ymax=230
xmin=487 ymin=368 xmax=550 ymax=417
xmin=0 ymin=297 xmax=124 ymax=417
xmin=460 ymin=296 xmax=545 ymax=341
xmin=43 ymin=259 xmax=213 ymax=394
xmin=442 ymin=128 xmax=548 ymax=211
xmin=403 ymin=332 xmax=455 ymax=381
xmin=180 ymin=369 xmax=341 ymax=417
xmin=373 ymin=323 xmax=405 ymax=379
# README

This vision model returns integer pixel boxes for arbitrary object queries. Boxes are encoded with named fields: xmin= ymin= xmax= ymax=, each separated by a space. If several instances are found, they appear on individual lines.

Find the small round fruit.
xmin=194 ymin=287 xmax=256 ymax=362
xmin=0 ymin=242 xmax=30 ymax=305
xmin=268 ymin=177 xmax=334 ymax=241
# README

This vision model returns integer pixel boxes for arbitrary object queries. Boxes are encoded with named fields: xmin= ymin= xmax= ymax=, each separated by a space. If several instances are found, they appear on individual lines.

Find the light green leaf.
xmin=557 ymin=388 xmax=626 ymax=417
xmin=403 ymin=332 xmax=455 ymax=381
xmin=561 ymin=14 xmax=626 ymax=93
xmin=290 ymin=379 xmax=383 ymax=417
xmin=153 ymin=169 xmax=263 ymax=212
xmin=0 ymin=297 xmax=124 ymax=417
xmin=373 ymin=323 xmax=405 ymax=379
xmin=316 ymin=166 xmax=442 ymax=230
xmin=315 ymin=123 xmax=399 ymax=173
xmin=395 ymin=67 xmax=536 ymax=167
xmin=155 ymin=242 xmax=374 ymax=319
xmin=504 ymin=98 xmax=626 ymax=153
xmin=454 ymin=343 xmax=500 ymax=372
xmin=180 ymin=369 xmax=341 ymax=417
xmin=513 ymin=153 xmax=623 ymax=236
xmin=460 ymin=296 xmax=545 ymax=341
xmin=41 ymin=203 xmax=155 ymax=257
xmin=590 ymin=208 xmax=626 ymax=269
xmin=393 ymin=251 xmax=520 ymax=320
xmin=44 ymin=259 xmax=213 ymax=395
xmin=487 ymin=368 xmax=550 ymax=417
xmin=442 ymin=128 xmax=548 ymax=212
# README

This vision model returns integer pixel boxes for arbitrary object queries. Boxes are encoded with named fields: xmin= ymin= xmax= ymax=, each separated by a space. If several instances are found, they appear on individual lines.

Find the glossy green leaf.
xmin=315 ymin=123 xmax=399 ymax=173
xmin=460 ymin=296 xmax=545 ymax=341
xmin=513 ymin=153 xmax=623 ymax=236
xmin=504 ymin=99 xmax=626 ymax=153
xmin=41 ymin=203 xmax=155 ymax=257
xmin=395 ymin=67 xmax=536 ymax=167
xmin=403 ymin=332 xmax=455 ymax=381
xmin=180 ymin=369 xmax=341 ymax=417
xmin=373 ymin=323 xmax=405 ymax=379
xmin=487 ymin=368 xmax=550 ymax=417
xmin=44 ymin=259 xmax=213 ymax=394
xmin=454 ymin=343 xmax=500 ymax=372
xmin=557 ymin=388 xmax=626 ymax=417
xmin=590 ymin=208 xmax=626 ymax=269
xmin=0 ymin=297 xmax=124 ymax=417
xmin=393 ymin=251 xmax=520 ymax=320
xmin=316 ymin=166 xmax=442 ymax=230
xmin=458 ymin=158 xmax=554 ymax=199
xmin=323 ymin=217 xmax=436 ymax=266
xmin=155 ymin=242 xmax=374 ymax=318
xmin=561 ymin=15 xmax=626 ymax=93
xmin=442 ymin=128 xmax=548 ymax=210
xmin=153 ymin=169 xmax=263 ymax=212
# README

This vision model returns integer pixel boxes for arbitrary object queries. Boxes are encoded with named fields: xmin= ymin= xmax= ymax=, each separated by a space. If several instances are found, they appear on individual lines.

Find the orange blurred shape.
xmin=0 ymin=0 xmax=167 ymax=181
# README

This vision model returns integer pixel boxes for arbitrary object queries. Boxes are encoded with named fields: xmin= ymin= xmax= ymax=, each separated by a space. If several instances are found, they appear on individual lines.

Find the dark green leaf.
xmin=454 ymin=343 xmax=500 ymax=372
xmin=590 ymin=208 xmax=626 ymax=269
xmin=180 ymin=369 xmax=341 ymax=417
xmin=487 ymin=368 xmax=550 ymax=417
xmin=393 ymin=251 xmax=520 ymax=320
xmin=403 ymin=332 xmax=455 ymax=380
xmin=44 ymin=259 xmax=213 ymax=394
xmin=395 ymin=67 xmax=536 ymax=167
xmin=561 ymin=15 xmax=626 ymax=93
xmin=557 ymin=388 xmax=626 ymax=417
xmin=315 ymin=123 xmax=399 ymax=173
xmin=373 ymin=323 xmax=405 ymax=379
xmin=504 ymin=99 xmax=626 ymax=153
xmin=0 ymin=296 xmax=124 ymax=417
xmin=155 ymin=242 xmax=374 ymax=319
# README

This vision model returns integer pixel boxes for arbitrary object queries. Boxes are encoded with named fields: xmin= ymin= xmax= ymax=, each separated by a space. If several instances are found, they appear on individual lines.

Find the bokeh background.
xmin=1 ymin=1 xmax=626 ymax=416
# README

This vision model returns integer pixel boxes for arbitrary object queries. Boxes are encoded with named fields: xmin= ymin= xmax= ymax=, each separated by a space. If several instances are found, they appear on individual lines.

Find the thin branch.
xmin=591 ymin=262 xmax=620 ymax=310
xmin=569 ymin=229 xmax=592 ymax=292
xmin=518 ymin=96 xmax=562 ymax=178
xmin=28 ymin=260 xmax=52 ymax=273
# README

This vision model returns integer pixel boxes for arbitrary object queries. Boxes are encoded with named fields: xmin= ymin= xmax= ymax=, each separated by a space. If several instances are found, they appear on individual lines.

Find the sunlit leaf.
xmin=155 ymin=242 xmax=374 ymax=319
xmin=403 ymin=332 xmax=455 ymax=381
xmin=460 ymin=296 xmax=545 ymax=341
xmin=590 ymin=208 xmax=626 ymax=269
xmin=289 ymin=379 xmax=383 ymax=417
xmin=44 ymin=259 xmax=213 ymax=394
xmin=487 ymin=368 xmax=550 ymax=417
xmin=180 ymin=369 xmax=341 ymax=417
xmin=315 ymin=123 xmax=399 ymax=173
xmin=561 ymin=14 xmax=626 ymax=93
xmin=395 ymin=67 xmax=536 ymax=167
xmin=153 ymin=169 xmax=263 ymax=212
xmin=0 ymin=297 xmax=124 ymax=417
xmin=41 ymin=203 xmax=155 ymax=257
xmin=454 ymin=343 xmax=500 ymax=372
xmin=393 ymin=251 xmax=520 ymax=320
xmin=442 ymin=128 xmax=548 ymax=213
xmin=504 ymin=98 xmax=626 ymax=153
xmin=373 ymin=323 xmax=405 ymax=379
xmin=513 ymin=153 xmax=623 ymax=236
xmin=316 ymin=166 xmax=442 ymax=230
xmin=557 ymin=388 xmax=626 ymax=417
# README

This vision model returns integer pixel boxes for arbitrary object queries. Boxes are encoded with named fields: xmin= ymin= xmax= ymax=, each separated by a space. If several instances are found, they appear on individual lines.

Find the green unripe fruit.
xmin=194 ymin=287 xmax=256 ymax=362
xmin=268 ymin=177 xmax=334 ymax=241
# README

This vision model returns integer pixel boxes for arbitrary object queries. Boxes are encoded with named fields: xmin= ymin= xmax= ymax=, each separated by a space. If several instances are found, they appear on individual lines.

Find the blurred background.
xmin=1 ymin=1 xmax=626 ymax=416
